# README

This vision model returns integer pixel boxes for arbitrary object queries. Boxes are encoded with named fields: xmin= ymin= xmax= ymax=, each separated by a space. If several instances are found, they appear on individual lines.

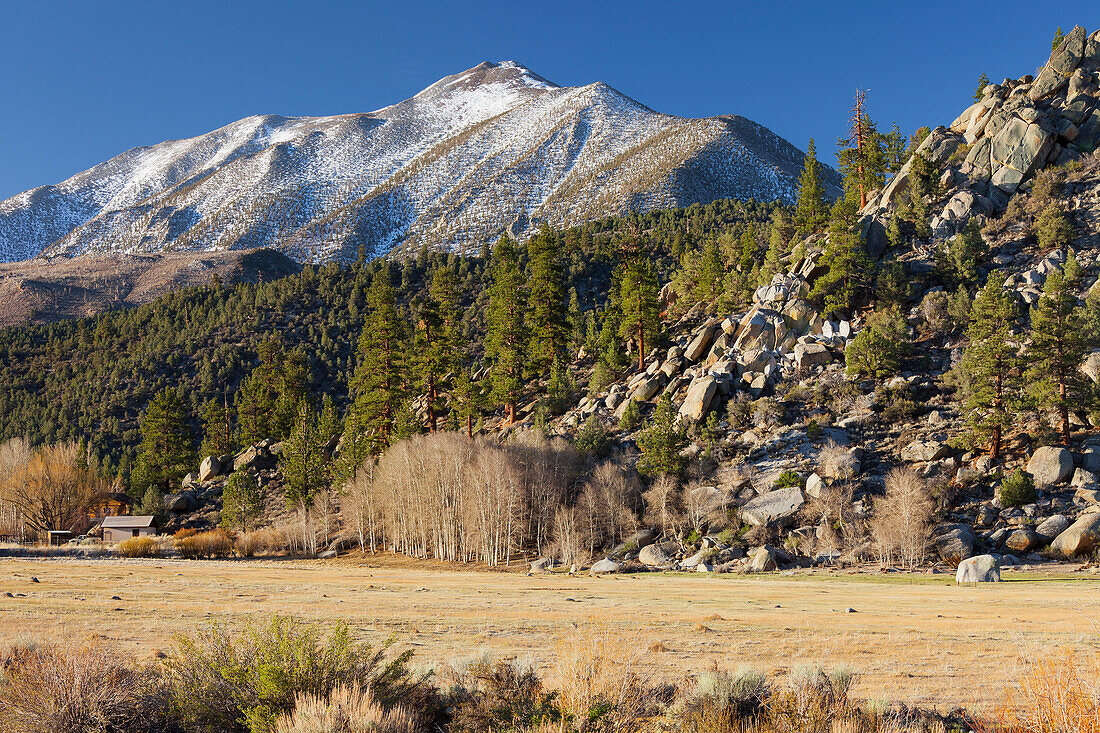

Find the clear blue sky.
xmin=0 ymin=1 xmax=1091 ymax=200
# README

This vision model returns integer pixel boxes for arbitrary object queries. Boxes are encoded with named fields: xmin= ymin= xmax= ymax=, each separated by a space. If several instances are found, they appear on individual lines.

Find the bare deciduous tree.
xmin=869 ymin=468 xmax=934 ymax=570
xmin=0 ymin=440 xmax=103 ymax=538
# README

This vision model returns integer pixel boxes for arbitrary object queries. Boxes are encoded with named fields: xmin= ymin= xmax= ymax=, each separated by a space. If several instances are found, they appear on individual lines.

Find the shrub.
xmin=1036 ymin=203 xmax=1073 ymax=252
xmin=115 ymin=536 xmax=160 ymax=558
xmin=994 ymin=647 xmax=1100 ymax=733
xmin=235 ymin=530 xmax=269 ymax=558
xmin=451 ymin=661 xmax=560 ymax=732
xmin=920 ymin=290 xmax=950 ymax=332
xmin=551 ymin=622 xmax=662 ymax=733
xmin=175 ymin=529 xmax=234 ymax=559
xmin=677 ymin=667 xmax=769 ymax=733
xmin=274 ymin=684 xmax=420 ymax=733
xmin=846 ymin=307 xmax=909 ymax=380
xmin=750 ymin=398 xmax=782 ymax=428
xmin=618 ymin=399 xmax=641 ymax=432
xmin=166 ymin=615 xmax=420 ymax=733
xmin=999 ymin=468 xmax=1037 ymax=508
xmin=0 ymin=642 xmax=170 ymax=733
xmin=775 ymin=470 xmax=804 ymax=489
xmin=575 ymin=416 xmax=612 ymax=459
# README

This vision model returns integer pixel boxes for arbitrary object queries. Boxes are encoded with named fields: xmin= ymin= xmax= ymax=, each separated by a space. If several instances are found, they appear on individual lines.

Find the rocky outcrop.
xmin=866 ymin=26 xmax=1100 ymax=240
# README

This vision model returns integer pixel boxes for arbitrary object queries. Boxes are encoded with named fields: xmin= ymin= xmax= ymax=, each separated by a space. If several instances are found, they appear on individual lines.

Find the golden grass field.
xmin=2 ymin=556 xmax=1099 ymax=712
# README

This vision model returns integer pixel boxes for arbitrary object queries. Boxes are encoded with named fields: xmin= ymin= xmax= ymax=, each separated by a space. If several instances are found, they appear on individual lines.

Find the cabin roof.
xmin=101 ymin=515 xmax=158 ymax=529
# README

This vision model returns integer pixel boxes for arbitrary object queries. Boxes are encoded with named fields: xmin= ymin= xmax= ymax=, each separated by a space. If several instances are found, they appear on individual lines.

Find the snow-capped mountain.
xmin=0 ymin=62 xmax=839 ymax=264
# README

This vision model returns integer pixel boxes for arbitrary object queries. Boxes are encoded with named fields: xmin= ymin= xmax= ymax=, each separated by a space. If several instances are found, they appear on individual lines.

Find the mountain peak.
xmin=0 ymin=64 xmax=838 ymax=264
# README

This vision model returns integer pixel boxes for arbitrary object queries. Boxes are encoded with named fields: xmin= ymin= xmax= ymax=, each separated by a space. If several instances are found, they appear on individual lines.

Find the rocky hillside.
xmin=0 ymin=62 xmax=838 ymax=264
xmin=520 ymin=27 xmax=1100 ymax=574
xmin=0 ymin=248 xmax=299 ymax=326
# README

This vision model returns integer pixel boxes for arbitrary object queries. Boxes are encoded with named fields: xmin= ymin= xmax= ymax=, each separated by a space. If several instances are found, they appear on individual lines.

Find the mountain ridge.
xmin=0 ymin=61 xmax=839 ymax=264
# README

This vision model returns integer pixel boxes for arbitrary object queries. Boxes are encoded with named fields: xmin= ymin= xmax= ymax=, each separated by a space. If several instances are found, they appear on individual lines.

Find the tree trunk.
xmin=637 ymin=323 xmax=645 ymax=370
xmin=1060 ymin=380 xmax=1070 ymax=445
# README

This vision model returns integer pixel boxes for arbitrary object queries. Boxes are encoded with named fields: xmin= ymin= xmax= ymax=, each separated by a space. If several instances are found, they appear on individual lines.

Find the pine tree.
xmin=761 ymin=210 xmax=792 ymax=284
xmin=617 ymin=250 xmax=660 ymax=370
xmin=234 ymin=337 xmax=307 ymax=444
xmin=340 ymin=267 xmax=406 ymax=475
xmin=936 ymin=220 xmax=987 ymax=287
xmin=453 ymin=365 xmax=489 ymax=437
xmin=485 ymin=234 xmax=527 ymax=423
xmin=1052 ymin=27 xmax=1065 ymax=51
xmin=973 ymin=73 xmax=989 ymax=102
xmin=697 ymin=237 xmax=725 ymax=301
xmin=132 ymin=387 xmax=194 ymax=499
xmin=221 ymin=469 xmax=265 ymax=532
xmin=1027 ymin=271 xmax=1092 ymax=444
xmin=958 ymin=281 xmax=1022 ymax=460
xmin=794 ymin=138 xmax=829 ymax=235
xmin=525 ymin=223 xmax=567 ymax=375
xmin=636 ymin=394 xmax=688 ymax=477
xmin=282 ymin=397 xmax=339 ymax=553
xmin=809 ymin=198 xmax=872 ymax=314
xmin=884 ymin=122 xmax=907 ymax=178
xmin=1036 ymin=204 xmax=1073 ymax=251
xmin=836 ymin=91 xmax=887 ymax=208
xmin=567 ymin=288 xmax=585 ymax=355
xmin=199 ymin=396 xmax=234 ymax=458
xmin=414 ymin=265 xmax=462 ymax=432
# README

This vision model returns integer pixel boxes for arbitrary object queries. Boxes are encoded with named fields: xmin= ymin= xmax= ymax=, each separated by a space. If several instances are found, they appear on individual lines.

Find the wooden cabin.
xmin=101 ymin=515 xmax=159 ymax=543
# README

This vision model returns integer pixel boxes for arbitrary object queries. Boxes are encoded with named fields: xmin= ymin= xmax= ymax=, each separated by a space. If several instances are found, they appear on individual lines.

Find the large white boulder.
xmin=956 ymin=555 xmax=1001 ymax=583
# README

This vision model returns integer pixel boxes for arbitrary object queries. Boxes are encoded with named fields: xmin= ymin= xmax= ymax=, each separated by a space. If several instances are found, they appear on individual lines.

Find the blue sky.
xmin=0 ymin=1 xmax=1091 ymax=199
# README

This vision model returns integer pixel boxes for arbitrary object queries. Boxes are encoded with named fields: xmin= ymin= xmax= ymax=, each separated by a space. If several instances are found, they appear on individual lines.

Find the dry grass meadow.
xmin=2 ymin=555 xmax=1099 ymax=712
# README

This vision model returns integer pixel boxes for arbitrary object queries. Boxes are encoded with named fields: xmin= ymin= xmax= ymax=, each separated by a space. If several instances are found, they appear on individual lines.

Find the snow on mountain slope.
xmin=0 ymin=62 xmax=839 ymax=263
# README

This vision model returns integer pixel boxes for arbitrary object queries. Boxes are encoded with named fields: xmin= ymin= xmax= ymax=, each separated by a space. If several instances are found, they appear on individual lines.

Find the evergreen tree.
xmin=617 ymin=251 xmax=660 ymax=369
xmin=958 ymin=281 xmax=1022 ymax=460
xmin=636 ymin=394 xmax=688 ymax=477
xmin=697 ymin=237 xmax=725 ymax=302
xmin=132 ymin=387 xmax=194 ymax=499
xmin=137 ymin=485 xmax=167 ymax=525
xmin=761 ymin=210 xmax=793 ymax=283
xmin=973 ymin=73 xmax=989 ymax=102
xmin=1036 ymin=204 xmax=1073 ymax=251
xmin=567 ymin=288 xmax=585 ymax=355
xmin=836 ymin=93 xmax=887 ymax=208
xmin=221 ymin=469 xmax=264 ymax=532
xmin=794 ymin=139 xmax=829 ymax=235
xmin=414 ymin=265 xmax=462 ymax=432
xmin=1027 ymin=272 xmax=1092 ymax=444
xmin=485 ymin=235 xmax=527 ymax=423
xmin=282 ymin=397 xmax=338 ymax=553
xmin=453 ymin=365 xmax=489 ymax=437
xmin=809 ymin=199 xmax=872 ymax=314
xmin=234 ymin=337 xmax=308 ymax=444
xmin=936 ymin=220 xmax=987 ymax=288
xmin=340 ymin=267 xmax=406 ymax=475
xmin=199 ymin=396 xmax=234 ymax=458
xmin=1052 ymin=27 xmax=1065 ymax=51
xmin=525 ymin=223 xmax=568 ymax=375
xmin=883 ymin=122 xmax=907 ymax=178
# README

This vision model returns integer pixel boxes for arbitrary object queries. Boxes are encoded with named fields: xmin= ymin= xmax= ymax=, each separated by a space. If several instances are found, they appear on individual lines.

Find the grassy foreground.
xmin=2 ymin=557 xmax=1099 ymax=711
